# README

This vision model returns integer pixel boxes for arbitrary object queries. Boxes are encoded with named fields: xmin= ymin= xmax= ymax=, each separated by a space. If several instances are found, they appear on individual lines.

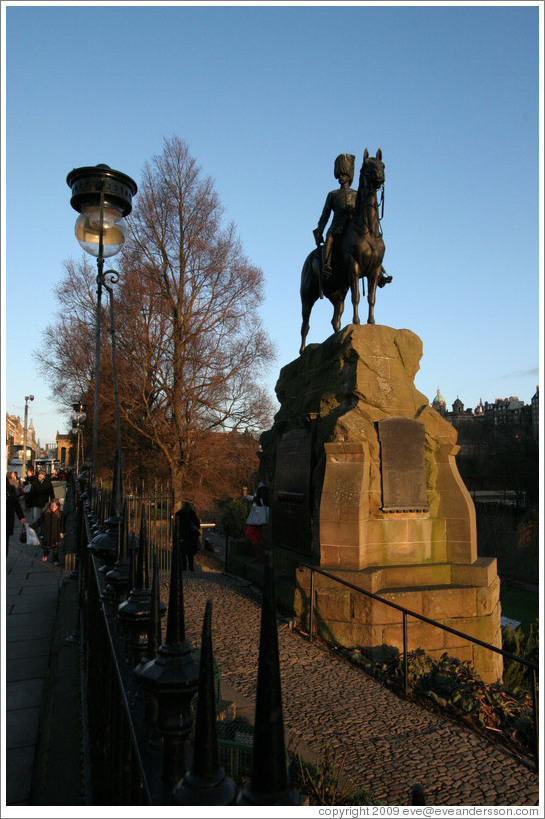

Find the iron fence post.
xmin=118 ymin=505 xmax=153 ymax=665
xmin=135 ymin=515 xmax=199 ymax=785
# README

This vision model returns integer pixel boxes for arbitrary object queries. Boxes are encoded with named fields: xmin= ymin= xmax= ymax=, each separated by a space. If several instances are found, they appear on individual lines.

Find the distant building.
xmin=483 ymin=396 xmax=533 ymax=432
xmin=431 ymin=390 xmax=537 ymax=435
xmin=56 ymin=432 xmax=73 ymax=466
xmin=531 ymin=386 xmax=539 ymax=439
xmin=431 ymin=387 xmax=447 ymax=416
xmin=5 ymin=413 xmax=37 ymax=467
xmin=445 ymin=395 xmax=483 ymax=430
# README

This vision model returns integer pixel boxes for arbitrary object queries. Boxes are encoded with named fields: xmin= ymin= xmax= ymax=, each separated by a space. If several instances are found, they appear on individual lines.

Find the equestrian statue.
xmin=299 ymin=149 xmax=392 ymax=354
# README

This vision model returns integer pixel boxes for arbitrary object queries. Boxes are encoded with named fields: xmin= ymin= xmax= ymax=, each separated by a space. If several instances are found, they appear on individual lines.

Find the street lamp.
xmin=71 ymin=401 xmax=88 ymax=474
xmin=66 ymin=164 xmax=137 ymax=477
xmin=22 ymin=394 xmax=34 ymax=477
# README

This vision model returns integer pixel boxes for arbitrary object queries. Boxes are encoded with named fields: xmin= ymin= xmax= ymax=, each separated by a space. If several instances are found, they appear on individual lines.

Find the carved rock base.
xmin=260 ymin=325 xmax=502 ymax=683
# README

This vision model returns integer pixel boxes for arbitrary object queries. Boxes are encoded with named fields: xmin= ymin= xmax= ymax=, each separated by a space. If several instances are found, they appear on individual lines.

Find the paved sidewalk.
xmin=4 ymin=520 xmax=63 ymax=805
xmin=177 ymin=568 xmax=540 ymax=808
xmin=3 ymin=517 xmax=80 ymax=807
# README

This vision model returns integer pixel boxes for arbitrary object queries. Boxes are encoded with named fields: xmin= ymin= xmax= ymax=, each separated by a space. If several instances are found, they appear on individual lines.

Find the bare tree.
xmin=36 ymin=136 xmax=276 ymax=507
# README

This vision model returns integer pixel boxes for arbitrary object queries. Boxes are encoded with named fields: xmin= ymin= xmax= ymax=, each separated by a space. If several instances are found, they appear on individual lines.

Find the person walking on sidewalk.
xmin=175 ymin=501 xmax=201 ymax=571
xmin=30 ymin=470 xmax=56 ymax=535
xmin=6 ymin=474 xmax=25 ymax=555
xmin=23 ymin=467 xmax=38 ymax=524
xmin=41 ymin=498 xmax=65 ymax=564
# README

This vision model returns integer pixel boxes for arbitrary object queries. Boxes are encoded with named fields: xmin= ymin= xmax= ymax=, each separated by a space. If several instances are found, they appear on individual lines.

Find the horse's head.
xmin=360 ymin=148 xmax=385 ymax=192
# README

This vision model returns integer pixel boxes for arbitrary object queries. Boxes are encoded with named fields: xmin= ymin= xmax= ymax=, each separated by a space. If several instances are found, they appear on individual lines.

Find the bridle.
xmin=362 ymin=161 xmax=385 ymax=236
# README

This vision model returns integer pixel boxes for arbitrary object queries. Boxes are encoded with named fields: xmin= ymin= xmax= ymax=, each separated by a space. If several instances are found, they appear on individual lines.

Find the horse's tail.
xmin=300 ymin=248 xmax=320 ymax=354
xmin=300 ymin=248 xmax=319 ymax=303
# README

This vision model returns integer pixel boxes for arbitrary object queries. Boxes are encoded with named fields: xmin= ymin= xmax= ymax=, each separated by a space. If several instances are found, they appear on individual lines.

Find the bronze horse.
xmin=300 ymin=149 xmax=388 ymax=354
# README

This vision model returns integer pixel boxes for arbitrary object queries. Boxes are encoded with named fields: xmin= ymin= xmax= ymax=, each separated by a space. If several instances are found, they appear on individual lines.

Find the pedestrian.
xmin=8 ymin=470 xmax=22 ymax=494
xmin=6 ymin=475 xmax=26 ymax=555
xmin=30 ymin=470 xmax=56 ymax=534
xmin=22 ymin=466 xmax=38 ymax=523
xmin=245 ymin=482 xmax=269 ymax=563
xmin=175 ymin=501 xmax=201 ymax=571
xmin=41 ymin=498 xmax=65 ymax=564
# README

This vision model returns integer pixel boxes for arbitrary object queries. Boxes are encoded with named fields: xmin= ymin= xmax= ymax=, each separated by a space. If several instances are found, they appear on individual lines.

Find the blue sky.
xmin=2 ymin=1 xmax=542 ymax=446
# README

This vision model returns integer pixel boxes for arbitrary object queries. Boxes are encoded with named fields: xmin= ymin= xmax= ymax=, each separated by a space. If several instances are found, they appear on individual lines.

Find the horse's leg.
xmin=347 ymin=258 xmax=360 ymax=325
xmin=367 ymin=272 xmax=379 ymax=325
xmin=300 ymin=299 xmax=314 ymax=354
xmin=331 ymin=293 xmax=345 ymax=333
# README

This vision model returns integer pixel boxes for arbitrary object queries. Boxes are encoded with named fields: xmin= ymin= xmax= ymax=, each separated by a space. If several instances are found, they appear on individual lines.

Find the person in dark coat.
xmin=22 ymin=467 xmax=38 ymax=519
xmin=7 ymin=470 xmax=21 ymax=493
xmin=6 ymin=475 xmax=25 ymax=555
xmin=34 ymin=471 xmax=55 ymax=508
xmin=41 ymin=498 xmax=65 ymax=564
xmin=29 ymin=471 xmax=55 ymax=534
xmin=175 ymin=501 xmax=201 ymax=571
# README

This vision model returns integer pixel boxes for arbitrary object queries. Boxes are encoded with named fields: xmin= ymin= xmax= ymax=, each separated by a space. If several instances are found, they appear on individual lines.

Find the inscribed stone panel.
xmin=378 ymin=417 xmax=428 ymax=511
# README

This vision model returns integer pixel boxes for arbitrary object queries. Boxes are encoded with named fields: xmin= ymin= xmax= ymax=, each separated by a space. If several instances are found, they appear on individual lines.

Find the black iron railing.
xmin=299 ymin=562 xmax=539 ymax=765
xmin=74 ymin=473 xmax=298 ymax=805
xmin=84 ymin=548 xmax=152 ymax=804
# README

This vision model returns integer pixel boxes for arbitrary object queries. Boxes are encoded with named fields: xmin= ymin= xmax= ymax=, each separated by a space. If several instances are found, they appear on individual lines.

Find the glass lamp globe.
xmin=75 ymin=203 xmax=127 ymax=258
xmin=72 ymin=411 xmax=87 ymax=426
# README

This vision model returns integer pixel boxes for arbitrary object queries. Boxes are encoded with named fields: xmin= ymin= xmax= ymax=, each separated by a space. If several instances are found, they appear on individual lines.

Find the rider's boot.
xmin=378 ymin=268 xmax=392 ymax=288
xmin=322 ymin=237 xmax=333 ymax=280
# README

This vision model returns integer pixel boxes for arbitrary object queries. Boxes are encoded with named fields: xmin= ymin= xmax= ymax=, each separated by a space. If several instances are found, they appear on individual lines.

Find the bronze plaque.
xmin=378 ymin=417 xmax=428 ymax=512
xmin=272 ymin=428 xmax=313 ymax=554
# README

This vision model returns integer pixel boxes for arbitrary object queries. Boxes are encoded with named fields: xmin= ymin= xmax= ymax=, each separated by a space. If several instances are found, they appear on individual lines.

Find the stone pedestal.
xmin=259 ymin=325 xmax=502 ymax=683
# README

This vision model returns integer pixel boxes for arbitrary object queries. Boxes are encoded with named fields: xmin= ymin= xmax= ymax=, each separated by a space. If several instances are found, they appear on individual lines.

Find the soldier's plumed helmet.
xmin=334 ymin=153 xmax=355 ymax=184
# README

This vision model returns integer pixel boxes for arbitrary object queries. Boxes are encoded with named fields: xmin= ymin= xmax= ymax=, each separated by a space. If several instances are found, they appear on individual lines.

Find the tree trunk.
xmin=170 ymin=463 xmax=185 ymax=513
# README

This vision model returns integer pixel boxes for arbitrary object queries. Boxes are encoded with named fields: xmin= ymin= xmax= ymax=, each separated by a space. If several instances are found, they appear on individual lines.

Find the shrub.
xmin=344 ymin=647 xmax=536 ymax=755
xmin=221 ymin=498 xmax=249 ymax=539
xmin=502 ymin=619 xmax=539 ymax=695
xmin=288 ymin=741 xmax=376 ymax=806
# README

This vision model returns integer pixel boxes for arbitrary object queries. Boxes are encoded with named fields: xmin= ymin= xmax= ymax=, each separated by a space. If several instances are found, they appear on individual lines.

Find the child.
xmin=41 ymin=499 xmax=65 ymax=565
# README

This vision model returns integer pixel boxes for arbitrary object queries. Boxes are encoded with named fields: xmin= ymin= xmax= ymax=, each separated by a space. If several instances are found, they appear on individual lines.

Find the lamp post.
xmin=66 ymin=164 xmax=137 ymax=478
xmin=22 ymin=394 xmax=34 ymax=477
xmin=71 ymin=401 xmax=87 ymax=474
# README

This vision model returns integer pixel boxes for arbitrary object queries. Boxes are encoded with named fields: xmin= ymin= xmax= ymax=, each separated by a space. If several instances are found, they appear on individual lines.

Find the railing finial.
xmin=173 ymin=600 xmax=236 ymax=805
xmin=237 ymin=552 xmax=299 ymax=805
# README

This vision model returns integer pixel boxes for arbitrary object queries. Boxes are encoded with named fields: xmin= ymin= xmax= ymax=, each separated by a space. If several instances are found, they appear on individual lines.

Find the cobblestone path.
xmin=172 ymin=571 xmax=539 ymax=807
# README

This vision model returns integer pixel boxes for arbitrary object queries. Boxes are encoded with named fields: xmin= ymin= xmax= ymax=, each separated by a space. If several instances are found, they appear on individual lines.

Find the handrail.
xmin=299 ymin=561 xmax=538 ymax=765
xmin=299 ymin=563 xmax=539 ymax=670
